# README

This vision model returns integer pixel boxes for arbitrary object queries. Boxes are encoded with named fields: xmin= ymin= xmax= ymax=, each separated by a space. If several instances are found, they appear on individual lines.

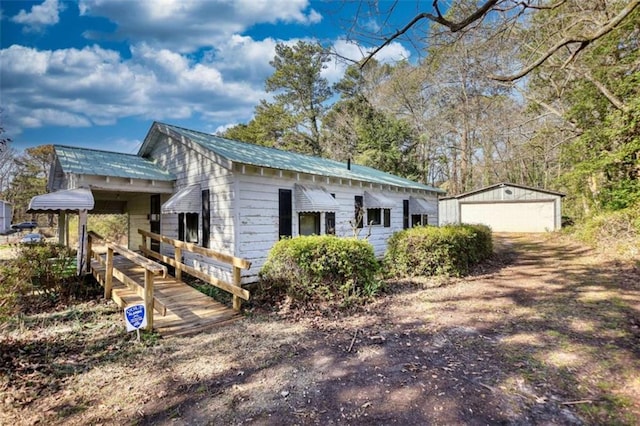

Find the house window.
xmin=367 ymin=208 xmax=382 ymax=225
xmin=299 ymin=212 xmax=320 ymax=235
xmin=201 ymin=189 xmax=210 ymax=248
xmin=354 ymin=195 xmax=364 ymax=228
xmin=279 ymin=189 xmax=292 ymax=238
xmin=178 ymin=213 xmax=199 ymax=243
xmin=383 ymin=208 xmax=391 ymax=228
xmin=403 ymin=200 xmax=409 ymax=229
xmin=325 ymin=212 xmax=336 ymax=235
xmin=411 ymin=214 xmax=428 ymax=227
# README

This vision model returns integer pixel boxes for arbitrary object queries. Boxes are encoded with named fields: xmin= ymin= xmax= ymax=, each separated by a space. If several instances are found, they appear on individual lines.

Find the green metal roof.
xmin=156 ymin=123 xmax=444 ymax=193
xmin=54 ymin=145 xmax=175 ymax=181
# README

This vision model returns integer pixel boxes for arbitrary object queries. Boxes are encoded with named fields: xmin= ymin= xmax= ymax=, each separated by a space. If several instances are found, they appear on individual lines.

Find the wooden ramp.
xmin=91 ymin=255 xmax=240 ymax=337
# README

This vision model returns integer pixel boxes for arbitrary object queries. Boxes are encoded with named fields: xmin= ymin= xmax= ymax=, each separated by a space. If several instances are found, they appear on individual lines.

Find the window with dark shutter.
xmin=201 ymin=189 xmax=210 ymax=248
xmin=279 ymin=189 xmax=292 ymax=238
xmin=403 ymin=199 xmax=409 ymax=229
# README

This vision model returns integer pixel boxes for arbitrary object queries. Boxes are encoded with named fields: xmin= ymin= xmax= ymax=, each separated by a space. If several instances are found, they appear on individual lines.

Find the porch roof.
xmin=54 ymin=145 xmax=175 ymax=181
xmin=410 ymin=196 xmax=438 ymax=215
xmin=295 ymin=184 xmax=340 ymax=212
xmin=364 ymin=191 xmax=396 ymax=209
xmin=27 ymin=188 xmax=95 ymax=213
xmin=162 ymin=184 xmax=201 ymax=214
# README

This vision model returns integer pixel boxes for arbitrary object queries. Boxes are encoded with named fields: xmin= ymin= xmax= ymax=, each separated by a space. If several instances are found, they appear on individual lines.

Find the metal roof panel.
xmin=54 ymin=145 xmax=175 ymax=181
xmin=157 ymin=123 xmax=444 ymax=193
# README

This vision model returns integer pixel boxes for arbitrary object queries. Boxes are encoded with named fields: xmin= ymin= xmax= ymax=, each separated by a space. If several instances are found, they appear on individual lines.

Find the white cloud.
xmin=214 ymin=123 xmax=238 ymax=135
xmin=78 ymin=0 xmax=322 ymax=52
xmin=11 ymin=0 xmax=65 ymax=31
xmin=0 ymin=44 xmax=266 ymax=133
xmin=322 ymin=39 xmax=411 ymax=84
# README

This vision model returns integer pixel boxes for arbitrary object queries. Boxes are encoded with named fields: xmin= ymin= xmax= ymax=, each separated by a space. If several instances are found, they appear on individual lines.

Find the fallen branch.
xmin=562 ymin=399 xmax=595 ymax=405
xmin=347 ymin=329 xmax=359 ymax=352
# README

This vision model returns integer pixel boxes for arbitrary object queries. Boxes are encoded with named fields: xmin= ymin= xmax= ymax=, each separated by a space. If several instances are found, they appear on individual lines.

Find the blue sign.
xmin=124 ymin=304 xmax=147 ymax=332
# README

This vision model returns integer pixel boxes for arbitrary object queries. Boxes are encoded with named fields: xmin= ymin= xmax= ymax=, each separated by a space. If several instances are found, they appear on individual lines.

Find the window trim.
xmin=298 ymin=212 xmax=321 ymax=235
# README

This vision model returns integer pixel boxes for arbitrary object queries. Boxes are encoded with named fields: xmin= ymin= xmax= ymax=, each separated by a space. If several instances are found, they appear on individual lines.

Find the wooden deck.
xmin=91 ymin=255 xmax=240 ymax=337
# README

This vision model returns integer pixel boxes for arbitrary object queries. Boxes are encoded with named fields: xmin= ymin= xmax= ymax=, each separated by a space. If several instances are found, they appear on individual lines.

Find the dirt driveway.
xmin=2 ymin=233 xmax=639 ymax=425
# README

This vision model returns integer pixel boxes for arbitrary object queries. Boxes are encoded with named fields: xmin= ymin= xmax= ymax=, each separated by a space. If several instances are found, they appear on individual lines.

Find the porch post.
xmin=58 ymin=211 xmax=66 ymax=246
xmin=77 ymin=209 xmax=89 ymax=275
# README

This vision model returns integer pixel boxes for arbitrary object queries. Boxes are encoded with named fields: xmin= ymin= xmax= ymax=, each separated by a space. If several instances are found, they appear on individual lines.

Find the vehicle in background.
xmin=21 ymin=233 xmax=44 ymax=244
xmin=11 ymin=221 xmax=38 ymax=230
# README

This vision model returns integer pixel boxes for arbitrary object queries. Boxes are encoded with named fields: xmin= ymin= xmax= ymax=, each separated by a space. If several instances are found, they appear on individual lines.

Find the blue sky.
xmin=1 ymin=0 xmax=431 ymax=153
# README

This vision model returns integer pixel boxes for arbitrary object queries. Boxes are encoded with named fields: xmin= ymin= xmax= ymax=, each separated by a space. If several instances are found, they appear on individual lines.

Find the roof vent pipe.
xmin=347 ymin=158 xmax=351 ymax=171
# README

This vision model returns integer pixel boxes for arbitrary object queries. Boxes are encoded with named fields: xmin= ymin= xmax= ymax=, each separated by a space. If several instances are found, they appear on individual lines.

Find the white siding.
xmin=236 ymin=168 xmax=439 ymax=283
xmin=146 ymin=134 xmax=236 ymax=283
xmin=128 ymin=196 xmax=150 ymax=251
xmin=439 ymin=199 xmax=459 ymax=225
xmin=144 ymin=135 xmax=442 ymax=284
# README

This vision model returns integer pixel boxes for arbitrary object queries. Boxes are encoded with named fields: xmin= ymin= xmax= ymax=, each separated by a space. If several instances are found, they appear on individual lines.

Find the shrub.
xmin=0 ymin=243 xmax=95 ymax=320
xmin=384 ymin=224 xmax=493 ymax=278
xmin=258 ymin=235 xmax=381 ymax=308
xmin=571 ymin=202 xmax=640 ymax=258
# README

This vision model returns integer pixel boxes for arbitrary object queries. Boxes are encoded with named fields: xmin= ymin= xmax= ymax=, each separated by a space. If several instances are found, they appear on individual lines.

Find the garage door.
xmin=460 ymin=201 xmax=555 ymax=232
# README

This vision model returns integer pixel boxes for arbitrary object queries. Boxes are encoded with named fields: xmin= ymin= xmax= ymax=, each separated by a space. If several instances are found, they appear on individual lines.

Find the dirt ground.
xmin=1 ymin=233 xmax=639 ymax=425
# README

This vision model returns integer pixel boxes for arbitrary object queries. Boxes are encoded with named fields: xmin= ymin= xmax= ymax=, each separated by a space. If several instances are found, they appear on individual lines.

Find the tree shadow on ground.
xmin=129 ymin=235 xmax=639 ymax=425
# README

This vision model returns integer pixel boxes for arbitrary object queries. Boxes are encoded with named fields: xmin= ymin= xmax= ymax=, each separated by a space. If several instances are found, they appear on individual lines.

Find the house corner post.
xmin=77 ymin=209 xmax=89 ymax=275
xmin=58 ymin=211 xmax=66 ymax=246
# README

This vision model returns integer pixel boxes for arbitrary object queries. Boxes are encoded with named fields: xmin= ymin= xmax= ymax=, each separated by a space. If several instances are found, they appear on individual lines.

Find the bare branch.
xmin=361 ymin=0 xmax=500 ymax=68
xmin=492 ymin=0 xmax=640 ymax=81
xmin=569 ymin=66 xmax=628 ymax=111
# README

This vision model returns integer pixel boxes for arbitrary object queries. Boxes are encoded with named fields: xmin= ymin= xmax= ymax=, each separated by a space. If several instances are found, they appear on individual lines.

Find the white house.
xmin=46 ymin=122 xmax=445 ymax=282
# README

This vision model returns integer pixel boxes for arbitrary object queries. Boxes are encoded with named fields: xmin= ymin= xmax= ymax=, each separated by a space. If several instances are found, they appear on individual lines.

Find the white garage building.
xmin=439 ymin=182 xmax=564 ymax=233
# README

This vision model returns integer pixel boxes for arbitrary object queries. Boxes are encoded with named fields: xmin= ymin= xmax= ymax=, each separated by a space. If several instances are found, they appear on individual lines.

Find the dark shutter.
xmin=178 ymin=213 xmax=185 ymax=241
xmin=403 ymin=199 xmax=409 ymax=229
xmin=150 ymin=194 xmax=161 ymax=252
xmin=279 ymin=189 xmax=292 ymax=238
xmin=186 ymin=213 xmax=199 ymax=243
xmin=354 ymin=195 xmax=363 ymax=229
xmin=383 ymin=208 xmax=391 ymax=227
xmin=201 ymin=189 xmax=210 ymax=248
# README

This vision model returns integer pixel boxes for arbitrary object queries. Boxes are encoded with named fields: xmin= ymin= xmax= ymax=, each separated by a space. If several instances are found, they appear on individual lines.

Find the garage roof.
xmin=440 ymin=182 xmax=565 ymax=200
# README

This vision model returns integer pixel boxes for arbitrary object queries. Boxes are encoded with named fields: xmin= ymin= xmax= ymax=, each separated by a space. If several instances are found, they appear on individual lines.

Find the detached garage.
xmin=439 ymin=183 xmax=564 ymax=232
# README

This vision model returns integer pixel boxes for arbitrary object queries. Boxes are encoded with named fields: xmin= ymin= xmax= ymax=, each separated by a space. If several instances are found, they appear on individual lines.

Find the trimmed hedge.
xmin=258 ymin=235 xmax=381 ymax=308
xmin=384 ymin=224 xmax=493 ymax=278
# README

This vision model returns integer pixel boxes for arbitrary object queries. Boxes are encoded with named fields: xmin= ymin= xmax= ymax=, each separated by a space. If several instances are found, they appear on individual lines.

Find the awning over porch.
xmin=295 ymin=184 xmax=339 ymax=212
xmin=162 ymin=184 xmax=201 ymax=214
xmin=27 ymin=188 xmax=95 ymax=213
xmin=364 ymin=191 xmax=395 ymax=209
xmin=409 ymin=196 xmax=437 ymax=215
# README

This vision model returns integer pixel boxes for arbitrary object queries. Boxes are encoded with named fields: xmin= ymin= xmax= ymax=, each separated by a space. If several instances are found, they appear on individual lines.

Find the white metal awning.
xmin=295 ymin=184 xmax=339 ymax=212
xmin=162 ymin=184 xmax=201 ymax=214
xmin=410 ymin=196 xmax=437 ymax=215
xmin=364 ymin=191 xmax=395 ymax=209
xmin=27 ymin=188 xmax=95 ymax=213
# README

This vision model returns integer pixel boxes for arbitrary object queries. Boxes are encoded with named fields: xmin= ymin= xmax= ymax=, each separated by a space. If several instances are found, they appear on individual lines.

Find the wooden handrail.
xmin=138 ymin=228 xmax=252 ymax=311
xmin=88 ymin=230 xmax=167 ymax=330
xmin=138 ymin=229 xmax=251 ymax=269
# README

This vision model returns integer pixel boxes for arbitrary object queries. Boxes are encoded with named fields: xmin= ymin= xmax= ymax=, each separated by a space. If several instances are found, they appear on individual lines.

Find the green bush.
xmin=571 ymin=202 xmax=640 ymax=258
xmin=0 ymin=243 xmax=92 ymax=320
xmin=384 ymin=224 xmax=493 ymax=278
xmin=258 ymin=235 xmax=381 ymax=308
